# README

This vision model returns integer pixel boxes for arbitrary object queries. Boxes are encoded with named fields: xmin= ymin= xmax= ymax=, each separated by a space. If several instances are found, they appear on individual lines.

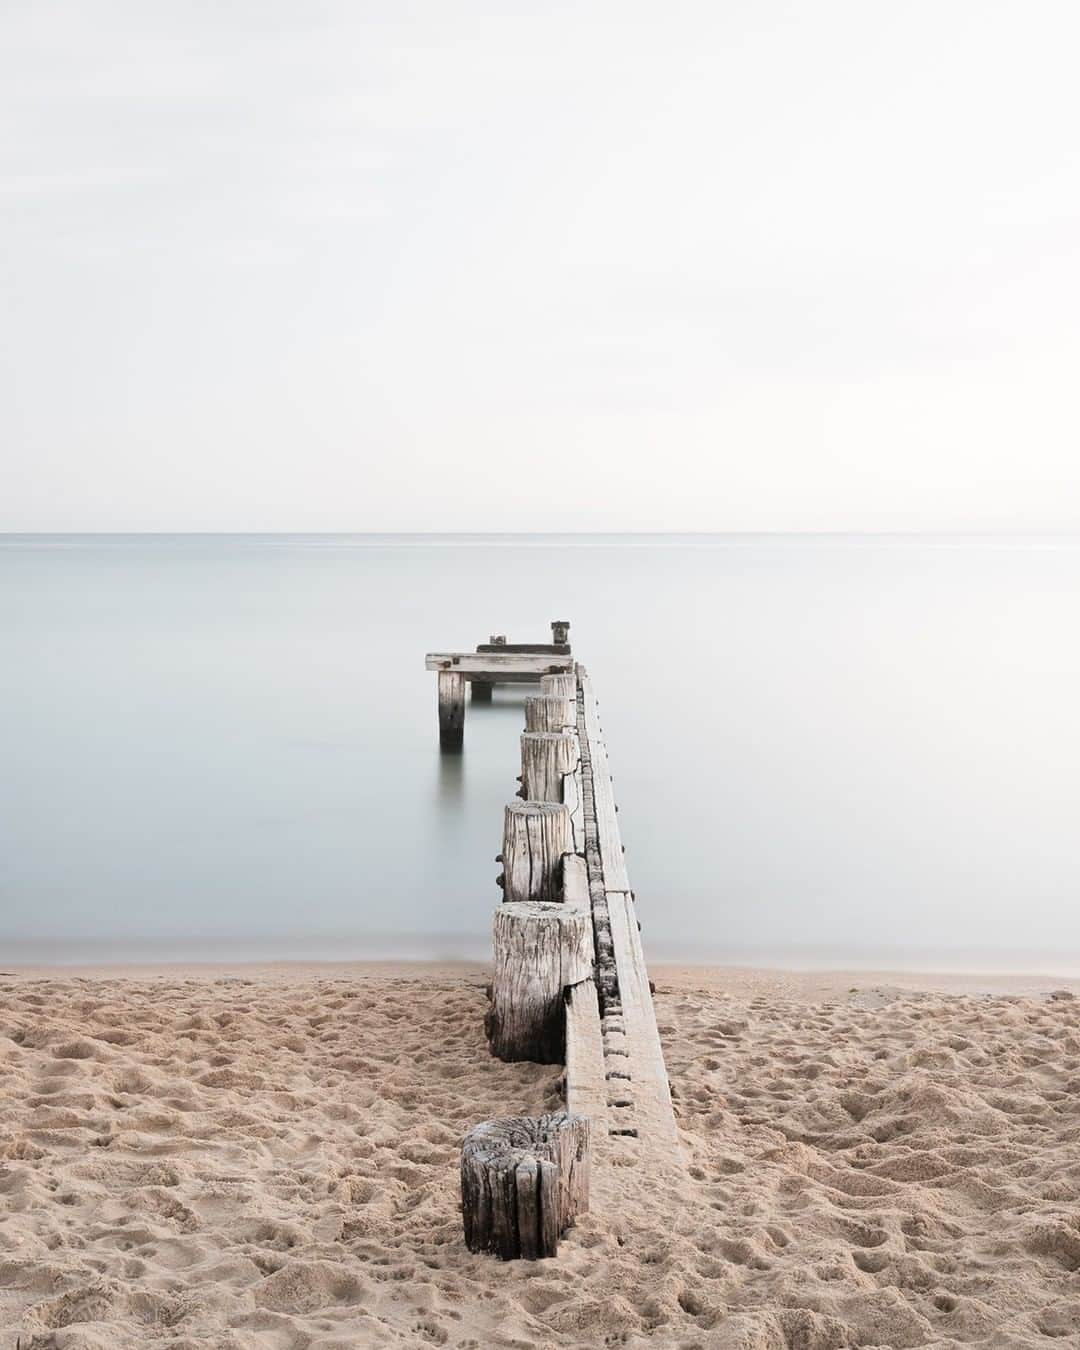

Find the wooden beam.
xmin=575 ymin=667 xmax=684 ymax=1173
xmin=579 ymin=676 xmax=630 ymax=892
xmin=565 ymin=979 xmax=607 ymax=1125
xmin=426 ymin=652 xmax=573 ymax=676
xmin=477 ymin=644 xmax=571 ymax=655
xmin=606 ymin=889 xmax=680 ymax=1152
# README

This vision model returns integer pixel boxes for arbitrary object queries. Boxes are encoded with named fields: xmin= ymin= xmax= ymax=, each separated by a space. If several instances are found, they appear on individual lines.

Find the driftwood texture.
xmin=540 ymin=672 xmax=577 ymax=702
xmin=524 ymin=694 xmax=575 ymax=733
xmin=486 ymin=901 xmax=593 ymax=1061
xmin=520 ymin=731 xmax=577 ymax=803
xmin=461 ymin=1112 xmax=589 ymax=1259
xmin=437 ymin=670 xmax=465 ymax=750
xmin=501 ymin=800 xmax=571 ymax=902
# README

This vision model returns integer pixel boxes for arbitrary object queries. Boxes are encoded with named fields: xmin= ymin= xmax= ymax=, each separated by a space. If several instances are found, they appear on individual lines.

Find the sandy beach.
xmin=3 ymin=962 xmax=1080 ymax=1348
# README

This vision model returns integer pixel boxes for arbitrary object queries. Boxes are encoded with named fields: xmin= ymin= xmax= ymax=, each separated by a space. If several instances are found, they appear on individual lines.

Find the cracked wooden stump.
xmin=520 ymin=731 xmax=577 ymax=803
xmin=486 ymin=901 xmax=592 ymax=1062
xmin=461 ymin=1112 xmax=589 ymax=1259
xmin=500 ymin=800 xmax=571 ymax=903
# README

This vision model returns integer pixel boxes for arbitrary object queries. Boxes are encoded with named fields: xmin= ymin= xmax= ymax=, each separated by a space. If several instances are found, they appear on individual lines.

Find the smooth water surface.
xmin=2 ymin=535 xmax=1077 ymax=970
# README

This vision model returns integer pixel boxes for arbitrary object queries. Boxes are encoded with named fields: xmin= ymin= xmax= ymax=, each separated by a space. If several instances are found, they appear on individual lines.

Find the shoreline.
xmin=6 ymin=958 xmax=1080 ymax=1000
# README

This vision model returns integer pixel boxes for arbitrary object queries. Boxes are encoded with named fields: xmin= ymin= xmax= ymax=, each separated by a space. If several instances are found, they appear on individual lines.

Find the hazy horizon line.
xmin=4 ymin=529 xmax=1080 ymax=541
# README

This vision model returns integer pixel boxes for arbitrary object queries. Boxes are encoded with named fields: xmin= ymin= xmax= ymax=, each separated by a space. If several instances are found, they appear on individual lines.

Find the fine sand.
xmin=3 ymin=963 xmax=1080 ymax=1348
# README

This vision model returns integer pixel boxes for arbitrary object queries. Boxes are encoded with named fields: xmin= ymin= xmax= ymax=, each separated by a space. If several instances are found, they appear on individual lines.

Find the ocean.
xmin=2 ymin=534 xmax=1077 ymax=971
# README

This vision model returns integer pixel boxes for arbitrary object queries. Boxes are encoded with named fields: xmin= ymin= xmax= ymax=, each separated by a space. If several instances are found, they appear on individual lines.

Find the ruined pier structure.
xmin=425 ymin=624 xmax=683 ymax=1260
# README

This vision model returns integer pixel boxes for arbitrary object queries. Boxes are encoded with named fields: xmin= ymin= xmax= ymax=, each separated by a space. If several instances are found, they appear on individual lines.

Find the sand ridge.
xmin=1 ymin=965 xmax=1080 ymax=1347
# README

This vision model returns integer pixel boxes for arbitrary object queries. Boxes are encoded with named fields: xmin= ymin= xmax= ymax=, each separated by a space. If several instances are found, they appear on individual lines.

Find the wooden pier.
xmin=426 ymin=623 xmax=684 ymax=1258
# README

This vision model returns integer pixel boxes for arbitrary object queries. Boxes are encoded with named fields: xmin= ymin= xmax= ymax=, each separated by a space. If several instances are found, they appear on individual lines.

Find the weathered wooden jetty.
xmin=426 ymin=622 xmax=684 ymax=1259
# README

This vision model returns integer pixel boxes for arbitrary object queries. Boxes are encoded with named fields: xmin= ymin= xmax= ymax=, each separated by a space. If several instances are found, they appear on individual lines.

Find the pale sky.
xmin=3 ymin=1 xmax=1079 ymax=532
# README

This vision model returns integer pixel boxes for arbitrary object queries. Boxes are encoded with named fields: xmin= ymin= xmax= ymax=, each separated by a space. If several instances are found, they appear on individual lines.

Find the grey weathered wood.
xmin=486 ymin=901 xmax=593 ymax=1061
xmin=515 ymin=1157 xmax=540 ymax=1259
xmin=524 ymin=695 xmax=575 ymax=733
xmin=520 ymin=731 xmax=577 ymax=803
xmin=478 ymin=644 xmax=570 ymax=655
xmin=551 ymin=620 xmax=570 ymax=645
xmin=605 ymin=888 xmax=680 ymax=1151
xmin=572 ymin=666 xmax=684 ymax=1185
xmin=438 ymin=670 xmax=465 ymax=750
xmin=501 ymin=801 xmax=571 ymax=902
xmin=461 ymin=1113 xmax=589 ymax=1260
xmin=427 ymin=652 xmax=573 ymax=675
xmin=579 ymin=674 xmax=630 ymax=892
xmin=562 ymin=753 xmax=583 ymax=853
xmin=540 ymin=672 xmax=577 ymax=701
xmin=561 ymin=852 xmax=589 ymax=905
xmin=565 ymin=977 xmax=607 ymax=1124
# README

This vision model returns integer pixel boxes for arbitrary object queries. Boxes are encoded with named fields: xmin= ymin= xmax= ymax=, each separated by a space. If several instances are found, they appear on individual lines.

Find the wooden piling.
xmin=486 ymin=901 xmax=593 ymax=1061
xmin=540 ymin=672 xmax=577 ymax=702
xmin=500 ymin=801 xmax=571 ymax=902
xmin=525 ymin=694 xmax=574 ymax=733
xmin=461 ymin=1112 xmax=589 ymax=1259
xmin=520 ymin=731 xmax=577 ymax=803
xmin=438 ymin=670 xmax=466 ymax=750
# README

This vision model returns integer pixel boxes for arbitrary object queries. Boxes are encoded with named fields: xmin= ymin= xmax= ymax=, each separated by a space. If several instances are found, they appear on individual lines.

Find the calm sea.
xmin=2 ymin=534 xmax=1077 ymax=972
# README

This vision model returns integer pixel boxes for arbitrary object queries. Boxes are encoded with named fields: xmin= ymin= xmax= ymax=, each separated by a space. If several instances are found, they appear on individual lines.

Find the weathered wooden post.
xmin=438 ymin=670 xmax=466 ymax=750
xmin=540 ymin=672 xmax=577 ymax=703
xmin=551 ymin=621 xmax=571 ymax=646
xmin=461 ymin=1112 xmax=589 ymax=1259
xmin=525 ymin=694 xmax=574 ymax=733
xmin=486 ymin=902 xmax=593 ymax=1061
xmin=500 ymin=801 xmax=571 ymax=902
xmin=520 ymin=731 xmax=577 ymax=803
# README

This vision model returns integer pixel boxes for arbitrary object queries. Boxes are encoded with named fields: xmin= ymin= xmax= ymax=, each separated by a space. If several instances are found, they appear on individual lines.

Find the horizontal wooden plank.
xmin=477 ymin=643 xmax=571 ymax=655
xmin=426 ymin=652 xmax=574 ymax=675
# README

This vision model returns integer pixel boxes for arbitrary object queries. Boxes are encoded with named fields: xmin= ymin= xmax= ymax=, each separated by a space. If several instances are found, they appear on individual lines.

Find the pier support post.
xmin=525 ymin=695 xmax=574 ymax=733
xmin=520 ymin=731 xmax=577 ymax=803
xmin=501 ymin=801 xmax=571 ymax=902
xmin=540 ymin=673 xmax=577 ymax=704
xmin=461 ymin=1112 xmax=589 ymax=1259
xmin=486 ymin=902 xmax=593 ymax=1062
xmin=438 ymin=670 xmax=466 ymax=750
xmin=471 ymin=680 xmax=493 ymax=703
